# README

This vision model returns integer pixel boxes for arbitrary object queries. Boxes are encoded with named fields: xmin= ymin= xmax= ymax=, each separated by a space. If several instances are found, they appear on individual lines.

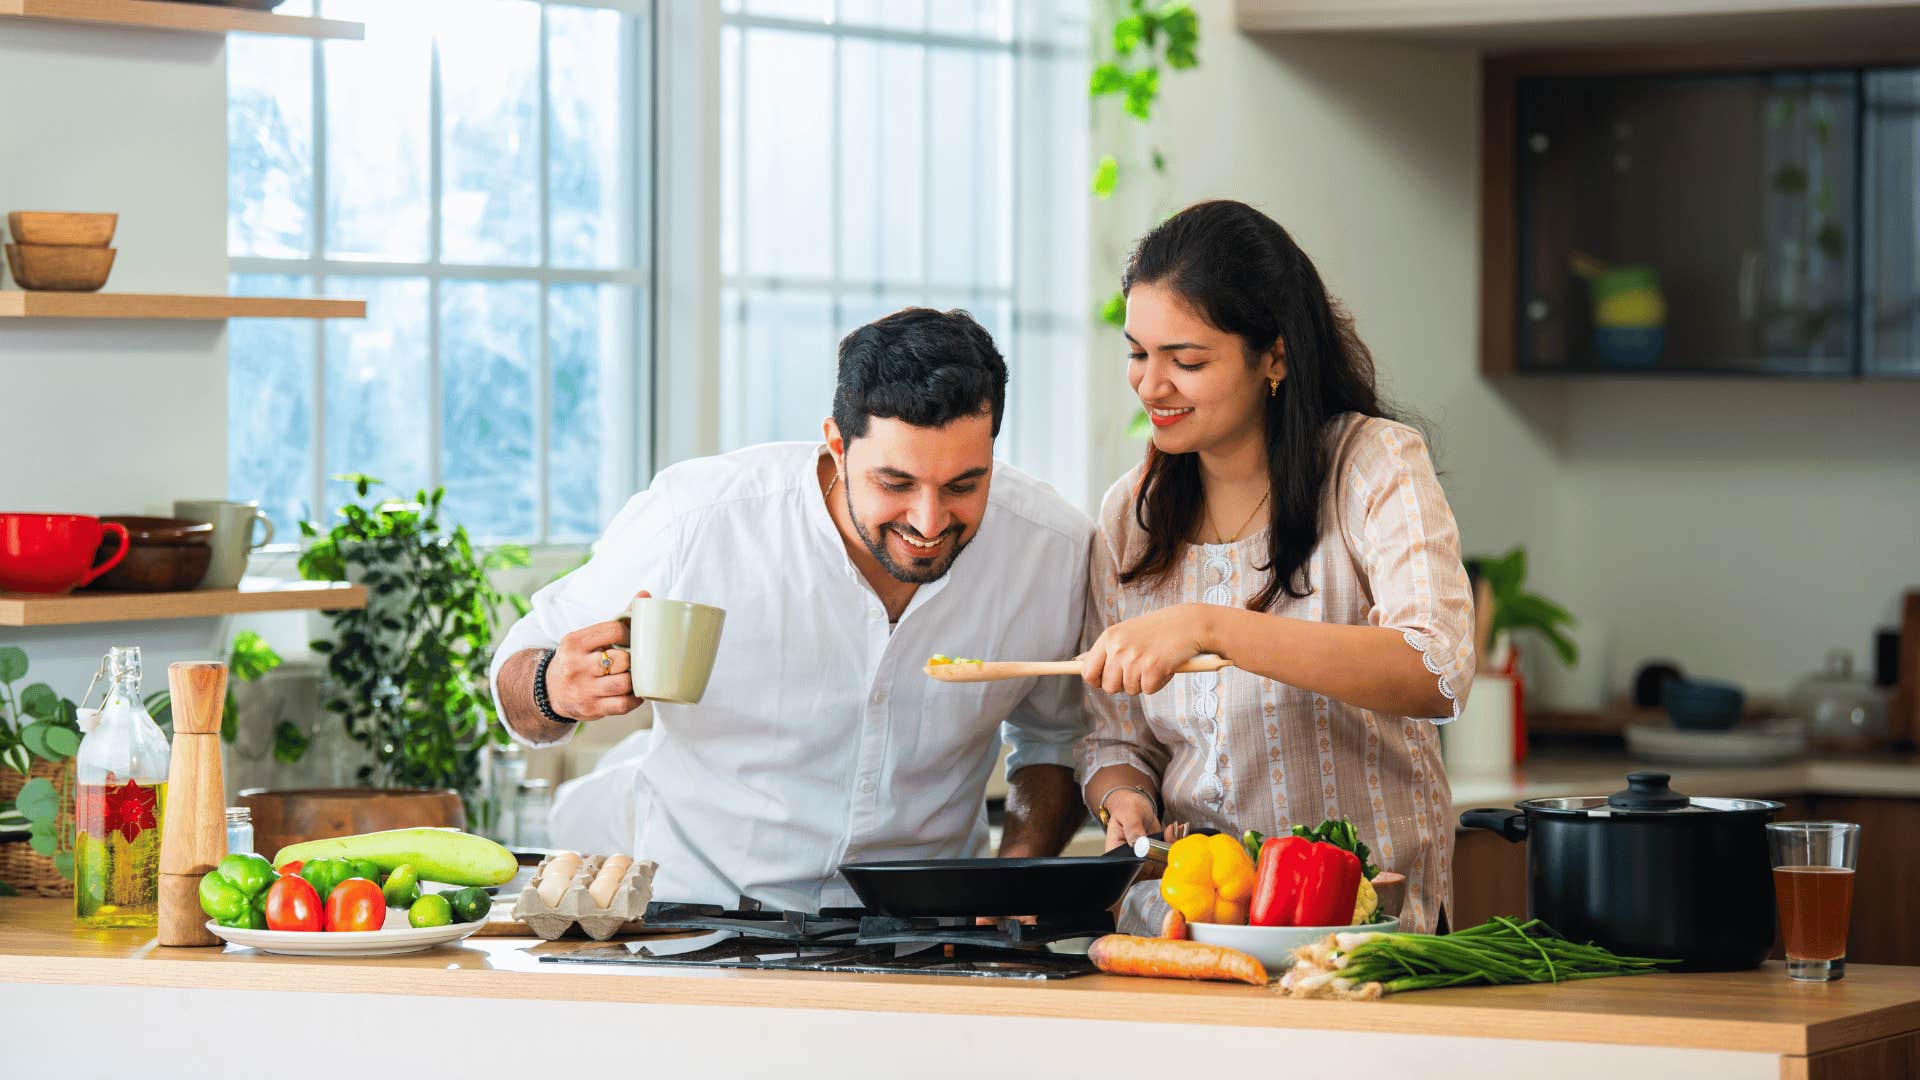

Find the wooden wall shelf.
xmin=0 ymin=578 xmax=367 ymax=627
xmin=0 ymin=292 xmax=366 ymax=320
xmin=0 ymin=0 xmax=363 ymax=39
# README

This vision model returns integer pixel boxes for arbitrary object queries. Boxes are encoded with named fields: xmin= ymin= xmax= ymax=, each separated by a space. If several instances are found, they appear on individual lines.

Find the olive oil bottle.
xmin=73 ymin=647 xmax=171 ymax=928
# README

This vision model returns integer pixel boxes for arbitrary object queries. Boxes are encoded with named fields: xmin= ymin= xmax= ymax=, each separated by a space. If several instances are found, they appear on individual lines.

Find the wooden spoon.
xmin=923 ymin=654 xmax=1232 ymax=683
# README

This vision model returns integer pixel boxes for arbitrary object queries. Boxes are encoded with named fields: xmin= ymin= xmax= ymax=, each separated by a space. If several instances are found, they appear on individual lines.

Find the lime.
xmin=408 ymin=893 xmax=453 ymax=929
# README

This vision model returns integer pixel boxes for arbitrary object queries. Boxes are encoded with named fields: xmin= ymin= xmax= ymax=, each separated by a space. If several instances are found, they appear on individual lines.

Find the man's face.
xmin=833 ymin=412 xmax=995 ymax=584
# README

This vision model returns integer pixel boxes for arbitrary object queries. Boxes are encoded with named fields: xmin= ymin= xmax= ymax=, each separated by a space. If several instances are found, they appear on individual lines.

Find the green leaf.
xmin=271 ymin=721 xmax=312 ymax=766
xmin=1123 ymin=67 xmax=1160 ymax=121
xmin=28 ymin=823 xmax=55 ymax=856
xmin=0 ymin=880 xmax=17 ymax=897
xmin=3 ymin=745 xmax=30 ymax=775
xmin=0 ymin=646 xmax=26 ymax=683
xmin=1128 ymin=409 xmax=1152 ymax=439
xmin=1112 ymin=15 xmax=1145 ymax=55
xmin=16 ymin=778 xmax=57 ymax=822
xmin=145 ymin=692 xmax=173 ymax=731
xmin=1091 ymin=154 xmax=1118 ymax=199
xmin=20 ymin=723 xmax=52 ymax=761
xmin=228 ymin=630 xmax=283 ymax=682
xmin=20 ymin=683 xmax=58 ymax=720
xmin=51 ymin=851 xmax=74 ymax=880
xmin=42 ymin=725 xmax=79 ymax=759
xmin=1100 ymin=291 xmax=1127 ymax=328
xmin=222 ymin=690 xmax=239 ymax=743
xmin=1089 ymin=62 xmax=1128 ymax=96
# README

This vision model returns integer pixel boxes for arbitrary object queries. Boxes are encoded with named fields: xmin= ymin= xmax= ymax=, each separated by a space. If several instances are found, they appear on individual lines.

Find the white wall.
xmin=1 ymin=24 xmax=233 ymax=746
xmin=1100 ymin=0 xmax=1920 ymax=701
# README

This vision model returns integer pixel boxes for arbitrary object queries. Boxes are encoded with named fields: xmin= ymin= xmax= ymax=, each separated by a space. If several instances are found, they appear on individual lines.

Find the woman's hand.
xmin=1081 ymin=603 xmax=1216 ymax=696
xmin=1101 ymin=788 xmax=1162 ymax=853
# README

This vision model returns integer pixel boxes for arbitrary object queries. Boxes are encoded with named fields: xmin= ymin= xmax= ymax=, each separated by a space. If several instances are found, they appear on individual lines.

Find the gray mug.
xmin=174 ymin=499 xmax=275 ymax=589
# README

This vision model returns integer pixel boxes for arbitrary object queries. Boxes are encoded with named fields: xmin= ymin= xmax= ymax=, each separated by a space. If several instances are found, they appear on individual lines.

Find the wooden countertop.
xmin=5 ymin=900 xmax=1920 ymax=1057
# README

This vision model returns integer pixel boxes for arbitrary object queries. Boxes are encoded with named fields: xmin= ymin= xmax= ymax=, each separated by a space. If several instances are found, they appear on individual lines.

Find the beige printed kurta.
xmin=1078 ymin=414 xmax=1475 ymax=934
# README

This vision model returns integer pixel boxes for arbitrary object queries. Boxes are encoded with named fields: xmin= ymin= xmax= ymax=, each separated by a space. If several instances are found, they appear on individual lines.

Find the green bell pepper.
xmin=382 ymin=864 xmax=421 ymax=909
xmin=301 ymin=858 xmax=353 ymax=902
xmin=348 ymin=858 xmax=384 ymax=884
xmin=197 ymin=853 xmax=280 ymax=928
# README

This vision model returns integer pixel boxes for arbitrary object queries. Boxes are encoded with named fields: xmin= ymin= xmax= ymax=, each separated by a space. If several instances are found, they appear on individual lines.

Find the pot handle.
xmin=79 ymin=521 xmax=131 ymax=588
xmin=1459 ymin=808 xmax=1528 ymax=843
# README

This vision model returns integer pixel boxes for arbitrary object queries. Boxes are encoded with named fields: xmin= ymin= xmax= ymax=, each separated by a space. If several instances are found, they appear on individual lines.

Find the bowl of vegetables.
xmin=1189 ymin=914 xmax=1399 ymax=968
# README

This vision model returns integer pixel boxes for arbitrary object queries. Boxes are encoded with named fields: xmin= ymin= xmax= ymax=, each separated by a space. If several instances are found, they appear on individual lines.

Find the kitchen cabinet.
xmin=1482 ymin=44 xmax=1920 ymax=377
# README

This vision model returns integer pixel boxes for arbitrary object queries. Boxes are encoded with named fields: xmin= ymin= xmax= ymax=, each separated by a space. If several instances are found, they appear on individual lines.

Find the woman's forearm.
xmin=1083 ymin=763 xmax=1160 ymax=817
xmin=1198 ymin=605 xmax=1454 ymax=718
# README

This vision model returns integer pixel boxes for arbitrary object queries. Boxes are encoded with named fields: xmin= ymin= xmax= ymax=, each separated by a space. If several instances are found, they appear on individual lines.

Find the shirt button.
xmin=859 ymin=780 xmax=877 ymax=794
xmin=870 ymin=690 xmax=886 ymax=706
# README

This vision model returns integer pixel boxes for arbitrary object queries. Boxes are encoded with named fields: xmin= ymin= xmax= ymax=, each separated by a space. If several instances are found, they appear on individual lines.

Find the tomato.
xmin=277 ymin=860 xmax=304 ymax=879
xmin=323 ymin=877 xmax=385 ymax=932
xmin=262 ymin=875 xmax=323 ymax=932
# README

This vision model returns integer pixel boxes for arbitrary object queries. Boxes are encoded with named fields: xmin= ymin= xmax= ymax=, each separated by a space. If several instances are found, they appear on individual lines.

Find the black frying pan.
xmin=837 ymin=852 xmax=1145 ymax=917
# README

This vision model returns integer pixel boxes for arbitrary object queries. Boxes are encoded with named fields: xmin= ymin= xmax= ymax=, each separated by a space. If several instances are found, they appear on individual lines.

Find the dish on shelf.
xmin=5 ymin=211 xmax=117 ymax=247
xmin=5 ymin=243 xmax=116 ymax=291
xmin=1624 ymin=719 xmax=1806 ymax=766
xmin=83 ymin=516 xmax=215 ymax=593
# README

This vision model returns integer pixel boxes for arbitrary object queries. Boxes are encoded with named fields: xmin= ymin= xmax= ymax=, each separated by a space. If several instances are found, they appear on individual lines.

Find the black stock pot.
xmin=1459 ymin=771 xmax=1783 ymax=971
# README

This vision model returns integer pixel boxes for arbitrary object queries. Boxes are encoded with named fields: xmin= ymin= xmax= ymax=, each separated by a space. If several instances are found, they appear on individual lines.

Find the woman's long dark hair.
xmin=1119 ymin=200 xmax=1395 ymax=612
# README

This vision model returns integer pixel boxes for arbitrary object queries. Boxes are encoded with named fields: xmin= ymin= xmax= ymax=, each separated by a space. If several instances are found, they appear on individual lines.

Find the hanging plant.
xmin=1089 ymin=0 xmax=1201 ymax=437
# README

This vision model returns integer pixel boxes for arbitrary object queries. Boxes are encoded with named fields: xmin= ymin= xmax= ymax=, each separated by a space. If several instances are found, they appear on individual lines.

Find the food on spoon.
xmin=536 ymin=851 xmax=584 ymax=906
xmin=924 ymin=655 xmax=981 ymax=666
xmin=1089 ymin=934 xmax=1268 ymax=985
xmin=273 ymin=827 xmax=517 ymax=887
xmin=588 ymin=855 xmax=633 ymax=909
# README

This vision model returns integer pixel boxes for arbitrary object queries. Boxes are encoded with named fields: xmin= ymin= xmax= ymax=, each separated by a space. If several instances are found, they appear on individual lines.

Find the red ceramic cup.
xmin=0 ymin=513 xmax=131 ymax=593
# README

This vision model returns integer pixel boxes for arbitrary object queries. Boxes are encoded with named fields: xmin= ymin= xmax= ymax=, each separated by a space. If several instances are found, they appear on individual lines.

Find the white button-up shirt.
xmin=488 ymin=442 xmax=1093 ymax=912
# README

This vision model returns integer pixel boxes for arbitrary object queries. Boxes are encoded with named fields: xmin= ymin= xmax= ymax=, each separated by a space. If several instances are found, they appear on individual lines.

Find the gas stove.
xmin=539 ymin=900 xmax=1111 ymax=979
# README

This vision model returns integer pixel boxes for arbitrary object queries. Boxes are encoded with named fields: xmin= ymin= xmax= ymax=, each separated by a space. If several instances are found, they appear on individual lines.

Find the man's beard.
xmin=846 ymin=485 xmax=969 ymax=584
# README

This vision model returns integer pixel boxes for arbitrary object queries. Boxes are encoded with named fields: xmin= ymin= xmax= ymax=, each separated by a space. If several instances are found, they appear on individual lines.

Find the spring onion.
xmin=1278 ymin=916 xmax=1679 ymax=1000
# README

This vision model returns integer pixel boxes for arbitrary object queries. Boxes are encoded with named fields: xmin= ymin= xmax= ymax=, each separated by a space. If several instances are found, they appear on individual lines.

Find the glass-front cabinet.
xmin=1514 ymin=66 xmax=1919 ymax=377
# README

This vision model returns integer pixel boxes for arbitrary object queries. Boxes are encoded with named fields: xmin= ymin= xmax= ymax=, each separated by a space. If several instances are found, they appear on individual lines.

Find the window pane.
xmin=743 ymin=0 xmax=830 ymax=20
xmin=1865 ymin=70 xmax=1920 ymax=376
xmin=324 ymin=276 xmax=431 ymax=511
xmin=840 ymin=39 xmax=925 ymax=286
xmin=742 ymin=28 xmax=834 ymax=279
xmin=721 ymin=24 xmax=741 ymax=278
xmin=228 ymin=36 xmax=313 ymax=258
xmin=927 ymin=47 xmax=1010 ymax=288
xmin=549 ymin=284 xmax=634 ymax=543
xmin=324 ymin=0 xmax=431 ymax=260
xmin=441 ymin=0 xmax=541 ymax=265
xmin=926 ymin=0 xmax=1010 ymax=38
xmin=837 ymin=0 xmax=923 ymax=31
xmin=441 ymin=281 xmax=538 ymax=541
xmin=725 ymin=289 xmax=835 ymax=447
xmin=549 ymin=5 xmax=627 ymax=269
xmin=229 ymin=274 xmax=316 ymax=536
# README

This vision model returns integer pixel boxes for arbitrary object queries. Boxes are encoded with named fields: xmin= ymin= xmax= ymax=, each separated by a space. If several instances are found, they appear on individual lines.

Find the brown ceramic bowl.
xmin=5 ymin=243 xmax=116 ymax=291
xmin=83 ymin=516 xmax=214 ymax=592
xmin=6 ymin=211 xmax=118 ymax=247
xmin=239 ymin=788 xmax=467 ymax=863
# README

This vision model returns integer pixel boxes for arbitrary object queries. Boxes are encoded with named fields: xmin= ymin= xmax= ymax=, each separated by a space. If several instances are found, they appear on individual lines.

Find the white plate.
xmin=1624 ymin=720 xmax=1806 ymax=766
xmin=1188 ymin=916 xmax=1399 ymax=969
xmin=206 ymin=906 xmax=486 ymax=957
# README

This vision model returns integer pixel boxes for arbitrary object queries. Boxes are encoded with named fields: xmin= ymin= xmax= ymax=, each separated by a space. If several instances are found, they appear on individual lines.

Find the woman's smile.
xmin=1147 ymin=405 xmax=1195 ymax=427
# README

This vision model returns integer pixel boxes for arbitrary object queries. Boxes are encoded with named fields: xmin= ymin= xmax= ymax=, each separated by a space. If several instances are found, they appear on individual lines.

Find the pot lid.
xmin=1518 ymin=771 xmax=1784 ymax=816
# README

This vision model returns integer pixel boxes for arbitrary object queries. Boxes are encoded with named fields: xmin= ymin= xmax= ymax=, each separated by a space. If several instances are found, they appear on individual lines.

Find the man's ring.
xmin=598 ymin=649 xmax=613 ymax=673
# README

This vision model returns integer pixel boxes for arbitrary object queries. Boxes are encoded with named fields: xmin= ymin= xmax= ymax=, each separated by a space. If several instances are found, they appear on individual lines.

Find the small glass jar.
xmin=226 ymin=806 xmax=255 ymax=856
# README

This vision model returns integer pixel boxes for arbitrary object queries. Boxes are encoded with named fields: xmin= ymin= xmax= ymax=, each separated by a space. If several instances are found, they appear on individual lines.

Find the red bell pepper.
xmin=1249 ymin=835 xmax=1363 ymax=927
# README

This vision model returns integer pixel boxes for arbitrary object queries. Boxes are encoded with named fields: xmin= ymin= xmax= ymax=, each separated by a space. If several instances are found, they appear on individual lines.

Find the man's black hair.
xmin=831 ymin=307 xmax=1007 ymax=442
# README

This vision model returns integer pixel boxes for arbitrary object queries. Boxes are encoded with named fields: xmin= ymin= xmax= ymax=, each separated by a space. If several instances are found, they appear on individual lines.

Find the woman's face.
xmin=1124 ymin=280 xmax=1284 ymax=456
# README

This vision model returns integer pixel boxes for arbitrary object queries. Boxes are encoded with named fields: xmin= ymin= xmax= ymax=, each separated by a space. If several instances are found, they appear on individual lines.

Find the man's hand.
xmin=545 ymin=591 xmax=651 ymax=722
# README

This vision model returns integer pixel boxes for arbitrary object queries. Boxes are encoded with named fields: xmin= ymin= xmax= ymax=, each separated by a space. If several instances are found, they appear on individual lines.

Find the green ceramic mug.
xmin=613 ymin=598 xmax=727 ymax=704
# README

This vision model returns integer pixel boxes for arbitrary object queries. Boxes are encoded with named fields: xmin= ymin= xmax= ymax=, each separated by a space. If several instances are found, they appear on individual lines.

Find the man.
xmin=489 ymin=308 xmax=1093 ymax=912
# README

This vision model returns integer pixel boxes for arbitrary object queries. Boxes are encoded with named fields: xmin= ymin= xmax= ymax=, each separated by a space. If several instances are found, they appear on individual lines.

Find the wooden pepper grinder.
xmin=158 ymin=661 xmax=229 ymax=947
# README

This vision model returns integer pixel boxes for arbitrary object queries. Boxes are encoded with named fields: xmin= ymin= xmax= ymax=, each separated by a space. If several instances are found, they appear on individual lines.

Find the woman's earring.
xmin=1268 ymin=378 xmax=1280 ymax=397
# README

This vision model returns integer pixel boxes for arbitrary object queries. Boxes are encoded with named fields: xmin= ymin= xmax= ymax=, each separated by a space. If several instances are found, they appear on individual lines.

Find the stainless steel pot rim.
xmin=1517 ymin=795 xmax=1786 ymax=815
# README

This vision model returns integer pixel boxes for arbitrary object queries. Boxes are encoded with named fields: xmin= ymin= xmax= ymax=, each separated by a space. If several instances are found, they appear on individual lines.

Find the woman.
xmin=1078 ymin=200 xmax=1474 ymax=935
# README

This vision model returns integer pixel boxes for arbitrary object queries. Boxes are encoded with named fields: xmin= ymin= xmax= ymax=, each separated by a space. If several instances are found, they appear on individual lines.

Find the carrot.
xmin=1088 ymin=934 xmax=1268 ymax=985
xmin=1160 ymin=909 xmax=1188 ymax=940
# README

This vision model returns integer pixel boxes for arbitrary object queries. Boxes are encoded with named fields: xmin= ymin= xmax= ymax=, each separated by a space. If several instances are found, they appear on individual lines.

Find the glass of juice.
xmin=1767 ymin=821 xmax=1860 ymax=982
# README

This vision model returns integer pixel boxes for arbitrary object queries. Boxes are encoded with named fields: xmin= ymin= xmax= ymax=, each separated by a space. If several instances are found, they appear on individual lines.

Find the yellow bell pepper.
xmin=1159 ymin=833 xmax=1257 ymax=925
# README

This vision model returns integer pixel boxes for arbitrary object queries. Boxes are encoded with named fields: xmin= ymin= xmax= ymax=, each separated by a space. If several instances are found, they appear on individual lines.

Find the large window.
xmin=227 ymin=0 xmax=652 ymax=545
xmin=717 ymin=1 xmax=1089 ymax=493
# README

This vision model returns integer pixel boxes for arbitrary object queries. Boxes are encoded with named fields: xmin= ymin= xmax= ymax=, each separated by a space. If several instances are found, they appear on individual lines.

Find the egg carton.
xmin=511 ymin=852 xmax=658 ymax=940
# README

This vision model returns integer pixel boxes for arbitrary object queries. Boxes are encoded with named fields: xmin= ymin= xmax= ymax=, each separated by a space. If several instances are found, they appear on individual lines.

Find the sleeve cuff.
xmin=1402 ymin=629 xmax=1469 ymax=723
xmin=1002 ymin=732 xmax=1081 ymax=779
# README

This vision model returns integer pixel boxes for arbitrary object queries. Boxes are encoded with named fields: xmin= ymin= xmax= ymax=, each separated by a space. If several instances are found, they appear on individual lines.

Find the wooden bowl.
xmin=81 ymin=516 xmax=215 ymax=592
xmin=6 ymin=211 xmax=118 ymax=247
xmin=5 ymin=243 xmax=116 ymax=291
xmin=239 ymin=787 xmax=467 ymax=863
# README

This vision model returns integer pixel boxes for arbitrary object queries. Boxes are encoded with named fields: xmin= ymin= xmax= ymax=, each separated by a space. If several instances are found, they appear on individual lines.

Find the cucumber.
xmin=272 ymin=827 xmax=516 ymax=887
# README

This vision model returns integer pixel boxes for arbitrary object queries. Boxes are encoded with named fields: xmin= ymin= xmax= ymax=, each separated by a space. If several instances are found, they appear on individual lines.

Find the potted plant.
xmin=266 ymin=475 xmax=527 ymax=853
xmin=0 ymin=646 xmax=81 ymax=896
xmin=1446 ymin=547 xmax=1577 ymax=778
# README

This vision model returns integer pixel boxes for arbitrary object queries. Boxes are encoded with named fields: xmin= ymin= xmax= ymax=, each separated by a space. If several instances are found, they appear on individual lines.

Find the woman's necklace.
xmin=1206 ymin=489 xmax=1270 ymax=545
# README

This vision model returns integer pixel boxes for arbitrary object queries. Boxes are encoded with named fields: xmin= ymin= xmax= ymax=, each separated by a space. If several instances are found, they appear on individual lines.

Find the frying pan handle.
xmin=1459 ymin=808 xmax=1528 ymax=843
